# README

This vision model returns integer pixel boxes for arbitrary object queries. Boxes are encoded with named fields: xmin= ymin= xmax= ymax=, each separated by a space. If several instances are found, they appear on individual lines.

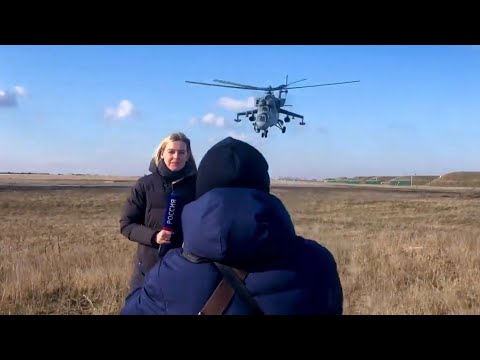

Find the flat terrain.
xmin=1 ymin=179 xmax=479 ymax=314
xmin=0 ymin=174 xmax=138 ymax=187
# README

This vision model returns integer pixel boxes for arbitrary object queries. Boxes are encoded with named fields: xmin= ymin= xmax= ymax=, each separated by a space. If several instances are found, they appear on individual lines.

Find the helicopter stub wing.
xmin=237 ymin=109 xmax=258 ymax=116
xmin=278 ymin=108 xmax=303 ymax=119
xmin=236 ymin=109 xmax=258 ymax=122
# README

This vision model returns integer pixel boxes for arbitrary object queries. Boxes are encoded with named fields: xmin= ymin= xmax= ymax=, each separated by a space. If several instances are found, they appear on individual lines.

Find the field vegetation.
xmin=1 ymin=181 xmax=479 ymax=314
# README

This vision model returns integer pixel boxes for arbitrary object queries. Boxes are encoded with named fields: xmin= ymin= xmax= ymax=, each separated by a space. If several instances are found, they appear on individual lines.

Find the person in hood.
xmin=119 ymin=132 xmax=197 ymax=292
xmin=120 ymin=137 xmax=343 ymax=315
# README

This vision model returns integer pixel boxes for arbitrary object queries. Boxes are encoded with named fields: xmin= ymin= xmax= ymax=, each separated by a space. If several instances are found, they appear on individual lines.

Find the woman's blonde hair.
xmin=152 ymin=132 xmax=196 ymax=169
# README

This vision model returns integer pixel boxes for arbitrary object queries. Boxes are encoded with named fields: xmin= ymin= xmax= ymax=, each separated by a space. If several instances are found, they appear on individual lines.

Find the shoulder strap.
xmin=182 ymin=250 xmax=264 ymax=315
xmin=198 ymin=262 xmax=264 ymax=315
xmin=214 ymin=262 xmax=264 ymax=315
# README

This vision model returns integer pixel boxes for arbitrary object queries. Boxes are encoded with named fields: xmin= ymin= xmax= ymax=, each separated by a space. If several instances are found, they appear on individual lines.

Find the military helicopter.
xmin=185 ymin=76 xmax=359 ymax=138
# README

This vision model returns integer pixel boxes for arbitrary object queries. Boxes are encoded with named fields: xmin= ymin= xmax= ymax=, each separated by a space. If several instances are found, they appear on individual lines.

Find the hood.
xmin=181 ymin=188 xmax=297 ymax=267
xmin=194 ymin=136 xmax=270 ymax=200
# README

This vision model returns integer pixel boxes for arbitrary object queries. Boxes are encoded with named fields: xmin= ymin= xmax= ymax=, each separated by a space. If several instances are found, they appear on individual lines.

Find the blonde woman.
xmin=120 ymin=132 xmax=197 ymax=292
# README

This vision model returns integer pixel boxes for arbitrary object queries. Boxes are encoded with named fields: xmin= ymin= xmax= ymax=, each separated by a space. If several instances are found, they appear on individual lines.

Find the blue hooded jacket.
xmin=120 ymin=187 xmax=343 ymax=315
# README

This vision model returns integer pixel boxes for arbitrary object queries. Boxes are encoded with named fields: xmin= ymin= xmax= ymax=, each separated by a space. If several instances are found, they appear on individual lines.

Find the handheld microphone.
xmin=158 ymin=191 xmax=183 ymax=256
xmin=163 ymin=191 xmax=181 ymax=232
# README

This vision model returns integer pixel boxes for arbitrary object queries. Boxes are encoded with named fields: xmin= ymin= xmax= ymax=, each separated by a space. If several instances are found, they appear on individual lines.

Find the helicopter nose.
xmin=255 ymin=114 xmax=267 ymax=129
xmin=257 ymin=114 xmax=266 ymax=122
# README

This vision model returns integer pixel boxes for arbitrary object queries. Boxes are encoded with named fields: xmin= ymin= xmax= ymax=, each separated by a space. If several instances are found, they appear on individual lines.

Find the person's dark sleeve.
xmin=120 ymin=180 xmax=158 ymax=247
xmin=303 ymin=238 xmax=343 ymax=315
xmin=316 ymin=245 xmax=343 ymax=315
xmin=120 ymin=260 xmax=164 ymax=315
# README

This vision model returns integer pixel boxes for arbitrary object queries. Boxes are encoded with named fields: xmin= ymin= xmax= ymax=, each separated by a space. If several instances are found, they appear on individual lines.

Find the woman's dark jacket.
xmin=119 ymin=159 xmax=196 ymax=286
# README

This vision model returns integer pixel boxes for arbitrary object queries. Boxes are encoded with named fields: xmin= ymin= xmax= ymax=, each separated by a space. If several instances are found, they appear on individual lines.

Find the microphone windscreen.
xmin=162 ymin=191 xmax=182 ymax=233
xmin=158 ymin=191 xmax=184 ymax=257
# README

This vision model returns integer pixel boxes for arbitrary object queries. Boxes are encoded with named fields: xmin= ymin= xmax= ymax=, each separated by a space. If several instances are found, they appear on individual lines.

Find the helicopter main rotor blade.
xmin=272 ymin=78 xmax=308 ymax=91
xmin=213 ymin=79 xmax=262 ymax=90
xmin=185 ymin=80 xmax=257 ymax=90
xmin=287 ymin=78 xmax=308 ymax=86
xmin=287 ymin=80 xmax=360 ymax=89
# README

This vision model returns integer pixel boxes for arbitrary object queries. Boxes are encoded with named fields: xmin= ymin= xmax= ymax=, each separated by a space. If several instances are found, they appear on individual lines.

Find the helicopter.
xmin=185 ymin=76 xmax=359 ymax=138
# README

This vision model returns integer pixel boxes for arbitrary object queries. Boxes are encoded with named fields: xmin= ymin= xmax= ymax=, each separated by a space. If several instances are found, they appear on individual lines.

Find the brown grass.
xmin=1 ymin=185 xmax=479 ymax=314
xmin=428 ymin=171 xmax=480 ymax=187
xmin=0 ymin=174 xmax=139 ymax=181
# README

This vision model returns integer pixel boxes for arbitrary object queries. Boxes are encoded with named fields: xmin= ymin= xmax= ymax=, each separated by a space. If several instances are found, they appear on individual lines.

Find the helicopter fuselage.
xmin=254 ymin=94 xmax=279 ymax=131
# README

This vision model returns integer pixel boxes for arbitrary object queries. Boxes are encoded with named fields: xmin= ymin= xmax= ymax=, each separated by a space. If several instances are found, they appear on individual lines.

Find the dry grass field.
xmin=1 ymin=183 xmax=479 ymax=315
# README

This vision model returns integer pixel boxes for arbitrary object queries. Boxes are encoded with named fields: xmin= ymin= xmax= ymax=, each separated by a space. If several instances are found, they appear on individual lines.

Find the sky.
xmin=0 ymin=45 xmax=479 ymax=179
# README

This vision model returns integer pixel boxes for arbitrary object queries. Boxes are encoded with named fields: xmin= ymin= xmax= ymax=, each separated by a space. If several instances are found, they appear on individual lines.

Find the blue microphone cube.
xmin=163 ymin=191 xmax=180 ymax=232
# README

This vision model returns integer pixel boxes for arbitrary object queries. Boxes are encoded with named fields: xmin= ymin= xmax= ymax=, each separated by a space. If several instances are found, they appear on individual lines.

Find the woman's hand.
xmin=156 ymin=229 xmax=173 ymax=245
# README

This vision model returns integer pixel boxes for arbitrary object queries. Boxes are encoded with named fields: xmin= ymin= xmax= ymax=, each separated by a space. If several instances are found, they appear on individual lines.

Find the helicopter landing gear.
xmin=261 ymin=130 xmax=268 ymax=138
xmin=276 ymin=121 xmax=286 ymax=134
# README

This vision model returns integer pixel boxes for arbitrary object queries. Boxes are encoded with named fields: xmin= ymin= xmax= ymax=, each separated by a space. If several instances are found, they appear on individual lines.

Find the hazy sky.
xmin=0 ymin=45 xmax=478 ymax=179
